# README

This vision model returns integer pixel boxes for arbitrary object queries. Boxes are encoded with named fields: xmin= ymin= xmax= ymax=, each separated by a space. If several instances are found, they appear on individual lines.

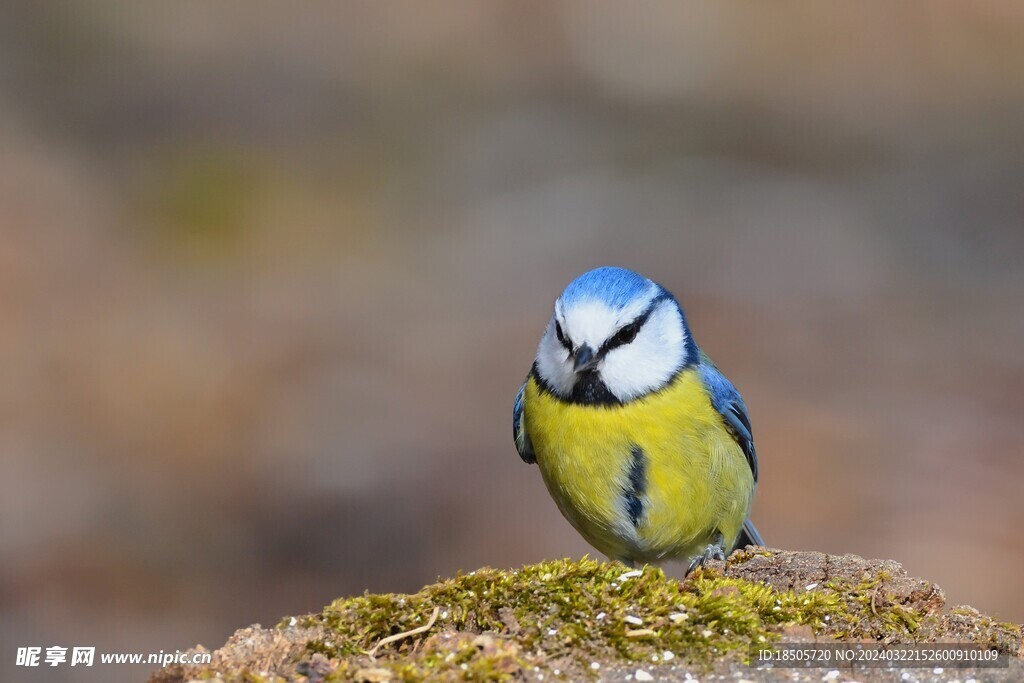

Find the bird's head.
xmin=534 ymin=266 xmax=696 ymax=405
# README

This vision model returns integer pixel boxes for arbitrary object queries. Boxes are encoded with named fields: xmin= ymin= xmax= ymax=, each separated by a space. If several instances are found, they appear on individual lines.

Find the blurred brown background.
xmin=2 ymin=2 xmax=1023 ymax=681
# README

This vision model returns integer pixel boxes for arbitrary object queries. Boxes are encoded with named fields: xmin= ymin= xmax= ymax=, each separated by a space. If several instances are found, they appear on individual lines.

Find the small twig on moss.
xmin=366 ymin=607 xmax=441 ymax=658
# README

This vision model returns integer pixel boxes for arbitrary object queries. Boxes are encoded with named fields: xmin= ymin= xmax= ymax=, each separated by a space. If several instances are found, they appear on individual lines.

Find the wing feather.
xmin=513 ymin=381 xmax=536 ymax=464
xmin=697 ymin=351 xmax=758 ymax=483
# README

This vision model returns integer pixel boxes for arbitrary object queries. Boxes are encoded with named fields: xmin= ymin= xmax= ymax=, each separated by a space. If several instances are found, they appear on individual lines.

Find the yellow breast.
xmin=523 ymin=368 xmax=755 ymax=563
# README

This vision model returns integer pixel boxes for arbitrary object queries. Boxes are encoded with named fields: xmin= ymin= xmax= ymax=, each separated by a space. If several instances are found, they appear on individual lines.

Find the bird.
xmin=513 ymin=266 xmax=763 ymax=572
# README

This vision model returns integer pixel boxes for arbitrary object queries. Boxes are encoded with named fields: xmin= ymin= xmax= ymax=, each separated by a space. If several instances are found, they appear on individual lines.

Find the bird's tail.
xmin=735 ymin=518 xmax=764 ymax=549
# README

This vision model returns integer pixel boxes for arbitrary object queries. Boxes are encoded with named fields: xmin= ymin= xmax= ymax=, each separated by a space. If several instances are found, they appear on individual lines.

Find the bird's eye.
xmin=610 ymin=321 xmax=640 ymax=348
xmin=554 ymin=321 xmax=572 ymax=350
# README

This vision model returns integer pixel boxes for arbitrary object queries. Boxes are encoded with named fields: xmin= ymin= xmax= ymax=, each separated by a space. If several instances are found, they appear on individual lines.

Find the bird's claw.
xmin=686 ymin=541 xmax=725 ymax=575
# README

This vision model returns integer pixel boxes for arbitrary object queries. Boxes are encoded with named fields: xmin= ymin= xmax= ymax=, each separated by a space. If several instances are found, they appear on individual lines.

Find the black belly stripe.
xmin=624 ymin=445 xmax=646 ymax=527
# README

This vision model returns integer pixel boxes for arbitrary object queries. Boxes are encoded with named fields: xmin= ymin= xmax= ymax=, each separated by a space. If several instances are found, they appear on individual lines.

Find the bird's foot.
xmin=686 ymin=535 xmax=726 ymax=575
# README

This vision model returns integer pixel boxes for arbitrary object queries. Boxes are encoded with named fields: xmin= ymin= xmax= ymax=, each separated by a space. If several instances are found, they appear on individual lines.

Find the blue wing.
xmin=513 ymin=381 xmax=536 ymax=464
xmin=697 ymin=351 xmax=758 ymax=483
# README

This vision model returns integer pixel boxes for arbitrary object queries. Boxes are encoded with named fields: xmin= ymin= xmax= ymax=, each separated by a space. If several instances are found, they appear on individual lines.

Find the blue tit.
xmin=513 ymin=266 xmax=763 ymax=571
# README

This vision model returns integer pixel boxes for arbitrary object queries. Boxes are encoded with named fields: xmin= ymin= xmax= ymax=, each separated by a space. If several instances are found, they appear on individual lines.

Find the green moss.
xmin=300 ymin=557 xmax=860 ymax=680
xmin=158 ymin=554 xmax=1020 ymax=682
xmin=725 ymin=547 xmax=774 ymax=564
xmin=325 ymin=633 xmax=524 ymax=682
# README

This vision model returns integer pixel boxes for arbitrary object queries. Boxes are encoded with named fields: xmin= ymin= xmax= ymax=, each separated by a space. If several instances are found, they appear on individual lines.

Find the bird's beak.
xmin=573 ymin=344 xmax=599 ymax=373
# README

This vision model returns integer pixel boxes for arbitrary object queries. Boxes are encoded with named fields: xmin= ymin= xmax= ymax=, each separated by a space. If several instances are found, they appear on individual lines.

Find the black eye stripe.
xmin=616 ymin=321 xmax=640 ymax=343
xmin=600 ymin=294 xmax=668 ymax=354
xmin=602 ymin=317 xmax=645 ymax=353
xmin=554 ymin=321 xmax=572 ymax=351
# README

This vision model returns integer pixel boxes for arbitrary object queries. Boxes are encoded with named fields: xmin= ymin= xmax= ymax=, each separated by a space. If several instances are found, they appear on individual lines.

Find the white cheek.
xmin=600 ymin=306 xmax=686 ymax=401
xmin=534 ymin=327 xmax=575 ymax=396
xmin=600 ymin=343 xmax=670 ymax=401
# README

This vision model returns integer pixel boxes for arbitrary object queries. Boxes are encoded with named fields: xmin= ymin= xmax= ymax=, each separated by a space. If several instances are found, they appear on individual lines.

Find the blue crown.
xmin=559 ymin=267 xmax=656 ymax=309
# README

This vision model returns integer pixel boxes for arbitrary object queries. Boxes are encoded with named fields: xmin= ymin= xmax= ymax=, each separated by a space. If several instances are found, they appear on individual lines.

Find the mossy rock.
xmin=153 ymin=549 xmax=1022 ymax=682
